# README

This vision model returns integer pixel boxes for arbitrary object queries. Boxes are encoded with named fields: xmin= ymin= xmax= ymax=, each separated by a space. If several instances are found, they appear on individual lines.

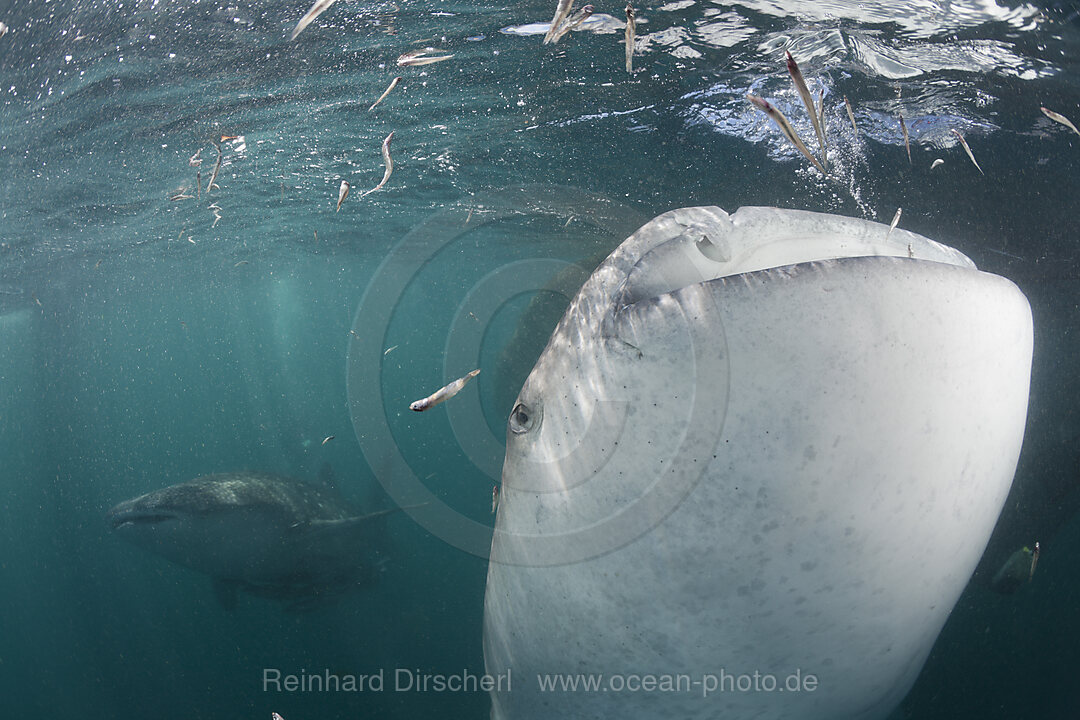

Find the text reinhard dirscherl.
xmin=262 ymin=668 xmax=511 ymax=694
xmin=262 ymin=668 xmax=818 ymax=698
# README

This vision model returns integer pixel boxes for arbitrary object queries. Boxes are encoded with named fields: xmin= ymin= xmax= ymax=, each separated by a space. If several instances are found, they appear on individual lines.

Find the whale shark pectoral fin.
xmin=212 ymin=577 xmax=239 ymax=611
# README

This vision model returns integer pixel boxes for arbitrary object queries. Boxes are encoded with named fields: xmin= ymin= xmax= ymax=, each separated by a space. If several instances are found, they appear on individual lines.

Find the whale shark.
xmin=108 ymin=471 xmax=401 ymax=611
xmin=483 ymin=206 xmax=1032 ymax=719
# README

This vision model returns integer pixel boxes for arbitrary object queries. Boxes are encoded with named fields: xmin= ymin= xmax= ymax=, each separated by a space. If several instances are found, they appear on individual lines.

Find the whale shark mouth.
xmin=109 ymin=511 xmax=178 ymax=530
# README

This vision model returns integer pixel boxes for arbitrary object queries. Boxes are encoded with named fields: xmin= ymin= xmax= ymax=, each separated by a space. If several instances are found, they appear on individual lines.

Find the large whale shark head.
xmin=109 ymin=472 xmax=393 ymax=611
xmin=483 ymin=206 xmax=1032 ymax=719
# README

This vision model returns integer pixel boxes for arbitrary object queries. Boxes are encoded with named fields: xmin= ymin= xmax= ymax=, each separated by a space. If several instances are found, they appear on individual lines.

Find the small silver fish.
xmin=931 ymin=158 xmax=944 ymax=169
xmin=1040 ymin=106 xmax=1080 ymax=137
xmin=290 ymin=0 xmax=339 ymax=41
xmin=950 ymin=129 xmax=983 ymax=175
xmin=195 ymin=170 xmax=201 ymax=199
xmin=169 ymin=190 xmax=194 ymax=201
xmin=383 ymin=344 xmax=398 ymax=356
xmin=397 ymin=48 xmax=454 ymax=66
xmin=369 ymin=76 xmax=402 ymax=111
xmin=887 ymin=207 xmax=902 ymax=240
xmin=785 ymin=51 xmax=825 ymax=169
xmin=569 ymin=4 xmax=594 ymax=29
xmin=817 ymin=87 xmax=827 ymax=169
xmin=1029 ymin=541 xmax=1040 ymax=580
xmin=272 ymin=714 xmax=286 ymax=720
xmin=899 ymin=114 xmax=911 ymax=165
xmin=0 ymin=22 xmax=9 ymax=38
xmin=189 ymin=148 xmax=203 ymax=167
xmin=544 ymin=0 xmax=575 ymax=44
xmin=410 ymin=369 xmax=481 ymax=412
xmin=336 ymin=180 xmax=350 ymax=211
xmin=844 ymin=96 xmax=857 ymax=135
xmin=322 ymin=435 xmax=335 ymax=445
xmin=746 ymin=94 xmax=826 ymax=175
xmin=491 ymin=485 xmax=500 ymax=514
xmin=549 ymin=4 xmax=593 ymax=43
xmin=361 ymin=132 xmax=395 ymax=198
xmin=624 ymin=4 xmax=635 ymax=74
xmin=206 ymin=141 xmax=222 ymax=193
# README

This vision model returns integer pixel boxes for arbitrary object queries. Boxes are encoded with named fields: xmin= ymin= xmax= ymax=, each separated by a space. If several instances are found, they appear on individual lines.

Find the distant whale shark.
xmin=107 ymin=471 xmax=404 ymax=611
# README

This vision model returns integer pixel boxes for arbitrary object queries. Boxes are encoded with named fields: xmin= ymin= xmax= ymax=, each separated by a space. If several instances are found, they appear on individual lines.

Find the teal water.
xmin=0 ymin=0 xmax=1078 ymax=717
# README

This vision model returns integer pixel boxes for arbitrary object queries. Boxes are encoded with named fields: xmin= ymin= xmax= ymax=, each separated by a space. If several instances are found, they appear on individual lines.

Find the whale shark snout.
xmin=484 ymin=206 xmax=1032 ymax=720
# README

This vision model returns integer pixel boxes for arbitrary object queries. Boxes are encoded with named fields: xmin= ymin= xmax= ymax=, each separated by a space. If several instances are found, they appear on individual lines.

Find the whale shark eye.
xmin=509 ymin=402 xmax=538 ymax=435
